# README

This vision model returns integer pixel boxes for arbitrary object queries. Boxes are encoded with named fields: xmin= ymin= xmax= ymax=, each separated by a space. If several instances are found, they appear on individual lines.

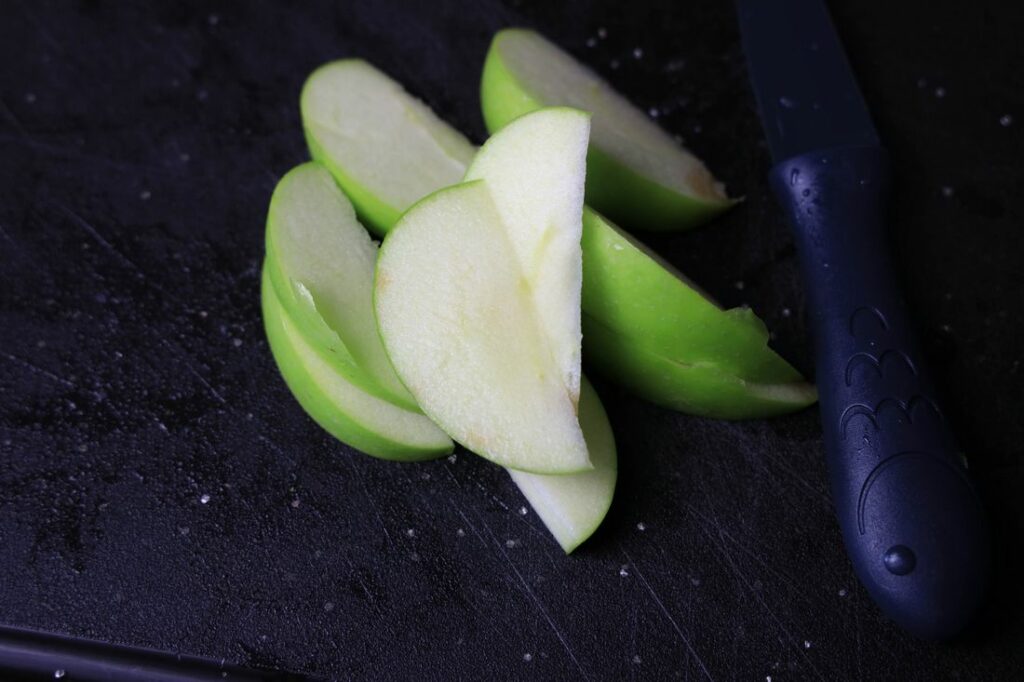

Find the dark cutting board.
xmin=2 ymin=1 xmax=1023 ymax=679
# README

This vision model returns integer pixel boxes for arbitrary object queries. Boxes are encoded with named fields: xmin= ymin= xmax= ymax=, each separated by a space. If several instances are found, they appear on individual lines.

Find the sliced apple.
xmin=480 ymin=28 xmax=735 ymax=231
xmin=266 ymin=162 xmax=416 ymax=410
xmin=509 ymin=376 xmax=617 ymax=553
xmin=464 ymin=107 xmax=590 ymax=406
xmin=261 ymin=266 xmax=453 ymax=461
xmin=375 ymin=181 xmax=590 ymax=474
xmin=580 ymin=208 xmax=816 ymax=418
xmin=306 ymin=60 xmax=814 ymax=418
xmin=301 ymin=59 xmax=477 ymax=234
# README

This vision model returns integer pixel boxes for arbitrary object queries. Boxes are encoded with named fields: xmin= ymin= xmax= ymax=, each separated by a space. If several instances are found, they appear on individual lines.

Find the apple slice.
xmin=480 ymin=28 xmax=735 ymax=231
xmin=305 ymin=60 xmax=813 ymax=418
xmin=301 ymin=59 xmax=477 ymax=235
xmin=261 ymin=266 xmax=453 ymax=461
xmin=581 ymin=208 xmax=817 ymax=418
xmin=509 ymin=376 xmax=617 ymax=553
xmin=265 ymin=163 xmax=416 ymax=410
xmin=375 ymin=181 xmax=590 ymax=474
xmin=464 ymin=107 xmax=590 ymax=406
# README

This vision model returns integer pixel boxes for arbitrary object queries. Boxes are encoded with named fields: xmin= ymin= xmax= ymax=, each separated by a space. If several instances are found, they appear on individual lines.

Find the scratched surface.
xmin=1 ymin=0 xmax=1023 ymax=680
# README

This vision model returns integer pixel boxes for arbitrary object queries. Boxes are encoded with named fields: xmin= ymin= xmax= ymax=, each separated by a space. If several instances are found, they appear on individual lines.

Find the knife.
xmin=736 ymin=0 xmax=989 ymax=639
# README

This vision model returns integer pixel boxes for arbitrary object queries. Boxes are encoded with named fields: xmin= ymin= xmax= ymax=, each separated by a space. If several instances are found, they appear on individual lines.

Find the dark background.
xmin=2 ymin=0 xmax=1022 ymax=679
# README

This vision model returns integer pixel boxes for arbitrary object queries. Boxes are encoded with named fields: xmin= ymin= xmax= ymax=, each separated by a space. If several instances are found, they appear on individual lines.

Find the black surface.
xmin=1 ymin=1 xmax=1022 ymax=680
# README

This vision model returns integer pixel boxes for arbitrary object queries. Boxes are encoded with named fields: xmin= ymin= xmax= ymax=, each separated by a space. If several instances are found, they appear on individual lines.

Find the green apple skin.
xmin=261 ymin=267 xmax=454 ymax=461
xmin=480 ymin=28 xmax=736 ymax=232
xmin=508 ymin=376 xmax=617 ymax=553
xmin=583 ymin=315 xmax=816 ymax=419
xmin=581 ymin=208 xmax=816 ymax=417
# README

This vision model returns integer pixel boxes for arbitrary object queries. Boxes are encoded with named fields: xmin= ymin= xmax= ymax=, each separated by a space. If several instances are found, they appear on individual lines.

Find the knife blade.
xmin=737 ymin=0 xmax=989 ymax=639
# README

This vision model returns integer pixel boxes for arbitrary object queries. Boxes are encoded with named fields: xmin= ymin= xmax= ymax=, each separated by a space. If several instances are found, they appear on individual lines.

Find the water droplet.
xmin=78 ymin=443 xmax=88 ymax=453
xmin=199 ymin=493 xmax=210 ymax=504
xmin=636 ymin=522 xmax=646 ymax=531
xmin=781 ymin=307 xmax=792 ymax=318
xmin=405 ymin=528 xmax=415 ymax=538
xmin=1000 ymin=114 xmax=1013 ymax=127
xmin=232 ymin=338 xmax=242 ymax=347
xmin=54 ymin=671 xmax=65 ymax=679
xmin=140 ymin=189 xmax=151 ymax=200
xmin=648 ymin=107 xmax=659 ymax=118
xmin=632 ymin=655 xmax=642 ymax=664
xmin=612 ymin=243 xmax=624 ymax=251
xmin=597 ymin=27 xmax=607 ymax=39
xmin=178 ymin=526 xmax=190 ymax=536
xmin=934 ymin=86 xmax=946 ymax=98
xmin=804 ymin=640 xmax=812 ymax=649
xmin=505 ymin=539 xmax=517 ymax=548
xmin=25 ymin=92 xmax=37 ymax=104
xmin=632 ymin=47 xmax=644 ymax=59
xmin=619 ymin=565 xmax=630 ymax=577
xmin=767 ymin=676 xmax=773 ymax=682
xmin=410 ymin=552 xmax=420 ymax=562
xmin=290 ymin=498 xmax=300 ymax=508
xmin=779 ymin=96 xmax=796 ymax=109
xmin=323 ymin=601 xmax=335 ymax=612
xmin=789 ymin=168 xmax=800 ymax=186
xmin=941 ymin=186 xmax=954 ymax=198
xmin=523 ymin=653 xmax=533 ymax=662
xmin=838 ymin=588 xmax=847 ymax=597
xmin=446 ymin=454 xmax=457 ymax=464
xmin=456 ymin=528 xmax=465 ymax=537
xmin=690 ymin=577 xmax=701 ymax=586
xmin=734 ymin=280 xmax=745 ymax=291
xmin=518 ymin=506 xmax=528 ymax=516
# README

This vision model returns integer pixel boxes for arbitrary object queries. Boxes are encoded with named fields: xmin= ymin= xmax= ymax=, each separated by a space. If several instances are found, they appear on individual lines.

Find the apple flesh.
xmin=375 ymin=181 xmax=590 ymax=474
xmin=464 ymin=107 xmax=590 ymax=406
xmin=261 ymin=266 xmax=454 ymax=461
xmin=509 ymin=376 xmax=617 ymax=553
xmin=305 ymin=60 xmax=814 ymax=418
xmin=266 ymin=163 xmax=417 ymax=410
xmin=480 ymin=28 xmax=736 ymax=231
xmin=301 ymin=59 xmax=477 ymax=235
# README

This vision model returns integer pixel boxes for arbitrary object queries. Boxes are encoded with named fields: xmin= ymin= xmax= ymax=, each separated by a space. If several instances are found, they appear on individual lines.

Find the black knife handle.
xmin=769 ymin=145 xmax=989 ymax=639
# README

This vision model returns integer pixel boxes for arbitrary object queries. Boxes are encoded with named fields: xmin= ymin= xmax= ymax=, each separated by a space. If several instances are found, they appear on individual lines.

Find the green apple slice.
xmin=305 ymin=60 xmax=814 ymax=418
xmin=301 ymin=59 xmax=477 ymax=234
xmin=266 ymin=162 xmax=417 ymax=410
xmin=580 ymin=208 xmax=816 ymax=417
xmin=464 ymin=107 xmax=590 ymax=406
xmin=480 ymin=28 xmax=735 ymax=231
xmin=509 ymin=376 xmax=616 ymax=553
xmin=375 ymin=181 xmax=590 ymax=474
xmin=261 ymin=266 xmax=453 ymax=461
